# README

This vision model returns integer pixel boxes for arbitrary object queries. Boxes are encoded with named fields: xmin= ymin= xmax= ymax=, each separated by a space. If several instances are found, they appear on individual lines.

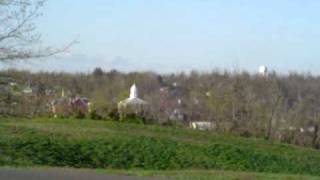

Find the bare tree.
xmin=0 ymin=0 xmax=74 ymax=61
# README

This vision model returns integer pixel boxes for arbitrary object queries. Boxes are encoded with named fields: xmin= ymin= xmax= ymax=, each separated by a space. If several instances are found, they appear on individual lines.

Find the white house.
xmin=190 ymin=121 xmax=215 ymax=131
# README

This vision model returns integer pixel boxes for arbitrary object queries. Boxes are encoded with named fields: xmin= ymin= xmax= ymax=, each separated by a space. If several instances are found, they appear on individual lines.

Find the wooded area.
xmin=0 ymin=68 xmax=320 ymax=148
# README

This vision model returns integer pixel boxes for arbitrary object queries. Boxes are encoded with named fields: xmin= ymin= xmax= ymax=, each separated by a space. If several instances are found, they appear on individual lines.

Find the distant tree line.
xmin=1 ymin=68 xmax=320 ymax=149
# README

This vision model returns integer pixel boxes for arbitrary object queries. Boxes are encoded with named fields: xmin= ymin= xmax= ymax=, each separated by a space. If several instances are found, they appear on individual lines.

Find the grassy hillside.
xmin=102 ymin=169 xmax=320 ymax=180
xmin=4 ymin=167 xmax=319 ymax=180
xmin=0 ymin=118 xmax=320 ymax=177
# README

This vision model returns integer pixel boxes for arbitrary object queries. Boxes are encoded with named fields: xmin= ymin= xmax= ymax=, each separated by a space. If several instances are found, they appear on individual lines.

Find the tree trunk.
xmin=312 ymin=125 xmax=319 ymax=149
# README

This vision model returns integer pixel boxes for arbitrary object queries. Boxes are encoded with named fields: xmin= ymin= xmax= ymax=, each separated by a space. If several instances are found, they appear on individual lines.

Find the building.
xmin=190 ymin=121 xmax=215 ymax=131
xmin=50 ymin=89 xmax=90 ymax=118
xmin=118 ymin=84 xmax=147 ymax=118
xmin=258 ymin=65 xmax=268 ymax=77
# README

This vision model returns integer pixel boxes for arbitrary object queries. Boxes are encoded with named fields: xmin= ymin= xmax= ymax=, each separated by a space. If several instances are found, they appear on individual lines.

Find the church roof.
xmin=120 ymin=97 xmax=147 ymax=105
xmin=119 ymin=84 xmax=147 ymax=106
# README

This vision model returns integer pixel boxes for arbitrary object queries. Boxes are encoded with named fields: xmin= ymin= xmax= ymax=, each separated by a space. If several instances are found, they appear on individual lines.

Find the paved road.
xmin=0 ymin=168 xmax=169 ymax=180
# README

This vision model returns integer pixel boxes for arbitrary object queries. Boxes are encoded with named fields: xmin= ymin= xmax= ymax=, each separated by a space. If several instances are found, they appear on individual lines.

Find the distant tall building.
xmin=259 ymin=65 xmax=268 ymax=77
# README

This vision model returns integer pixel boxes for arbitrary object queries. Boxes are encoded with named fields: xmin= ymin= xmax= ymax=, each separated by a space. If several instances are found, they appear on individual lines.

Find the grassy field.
xmin=99 ymin=169 xmax=320 ymax=180
xmin=0 ymin=118 xmax=320 ymax=178
xmin=4 ymin=167 xmax=319 ymax=180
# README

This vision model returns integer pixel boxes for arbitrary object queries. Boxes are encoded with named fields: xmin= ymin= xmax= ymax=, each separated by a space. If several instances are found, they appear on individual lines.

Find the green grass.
xmin=3 ymin=167 xmax=319 ymax=180
xmin=100 ymin=169 xmax=320 ymax=180
xmin=0 ymin=117 xmax=320 ymax=178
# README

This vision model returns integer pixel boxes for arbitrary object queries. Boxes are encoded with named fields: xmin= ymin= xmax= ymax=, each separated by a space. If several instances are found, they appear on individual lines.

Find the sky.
xmin=6 ymin=0 xmax=320 ymax=74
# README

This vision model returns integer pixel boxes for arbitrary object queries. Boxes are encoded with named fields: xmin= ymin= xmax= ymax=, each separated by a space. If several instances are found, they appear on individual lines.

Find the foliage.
xmin=100 ymin=169 xmax=320 ymax=180
xmin=89 ymin=110 xmax=103 ymax=120
xmin=73 ymin=110 xmax=86 ymax=119
xmin=1 ymin=69 xmax=320 ymax=148
xmin=1 ymin=118 xmax=320 ymax=176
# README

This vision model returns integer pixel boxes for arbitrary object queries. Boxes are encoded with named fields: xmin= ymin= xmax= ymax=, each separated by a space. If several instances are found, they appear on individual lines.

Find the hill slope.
xmin=0 ymin=118 xmax=320 ymax=177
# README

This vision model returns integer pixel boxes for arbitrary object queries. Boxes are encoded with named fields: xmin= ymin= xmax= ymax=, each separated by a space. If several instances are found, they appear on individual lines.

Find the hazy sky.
xmin=8 ymin=0 xmax=320 ymax=74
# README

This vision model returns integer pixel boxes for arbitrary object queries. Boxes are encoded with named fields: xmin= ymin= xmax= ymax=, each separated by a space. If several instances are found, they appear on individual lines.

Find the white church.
xmin=118 ymin=84 xmax=148 ymax=116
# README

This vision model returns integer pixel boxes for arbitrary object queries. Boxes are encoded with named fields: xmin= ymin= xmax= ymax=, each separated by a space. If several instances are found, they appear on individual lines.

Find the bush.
xmin=73 ymin=110 xmax=86 ymax=119
xmin=108 ymin=108 xmax=119 ymax=120
xmin=119 ymin=113 xmax=145 ymax=124
xmin=89 ymin=110 xmax=103 ymax=120
xmin=1 ymin=118 xmax=320 ymax=176
xmin=0 ymin=131 xmax=319 ymax=175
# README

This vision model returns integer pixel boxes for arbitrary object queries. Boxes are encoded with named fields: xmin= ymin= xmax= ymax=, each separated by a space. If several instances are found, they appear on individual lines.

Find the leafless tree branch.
xmin=0 ymin=0 xmax=74 ymax=61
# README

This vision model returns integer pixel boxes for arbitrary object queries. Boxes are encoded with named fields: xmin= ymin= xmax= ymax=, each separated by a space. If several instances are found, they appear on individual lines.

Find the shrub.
xmin=1 ymin=118 xmax=320 ymax=176
xmin=119 ymin=113 xmax=144 ymax=124
xmin=73 ymin=110 xmax=86 ymax=119
xmin=89 ymin=110 xmax=103 ymax=120
xmin=0 ymin=132 xmax=319 ymax=176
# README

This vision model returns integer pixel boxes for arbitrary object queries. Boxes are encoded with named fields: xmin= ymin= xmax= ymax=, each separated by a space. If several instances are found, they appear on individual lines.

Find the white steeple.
xmin=129 ymin=84 xmax=138 ymax=99
xmin=61 ymin=89 xmax=65 ymax=98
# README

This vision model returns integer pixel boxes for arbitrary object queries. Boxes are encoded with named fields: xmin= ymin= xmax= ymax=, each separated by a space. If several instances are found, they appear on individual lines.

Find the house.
xmin=190 ymin=121 xmax=215 ymax=131
xmin=50 ymin=90 xmax=90 ymax=118
xmin=51 ymin=98 xmax=70 ymax=118
xmin=169 ymin=108 xmax=185 ymax=121
xmin=22 ymin=87 xmax=33 ymax=94
xmin=70 ymin=97 xmax=90 ymax=115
